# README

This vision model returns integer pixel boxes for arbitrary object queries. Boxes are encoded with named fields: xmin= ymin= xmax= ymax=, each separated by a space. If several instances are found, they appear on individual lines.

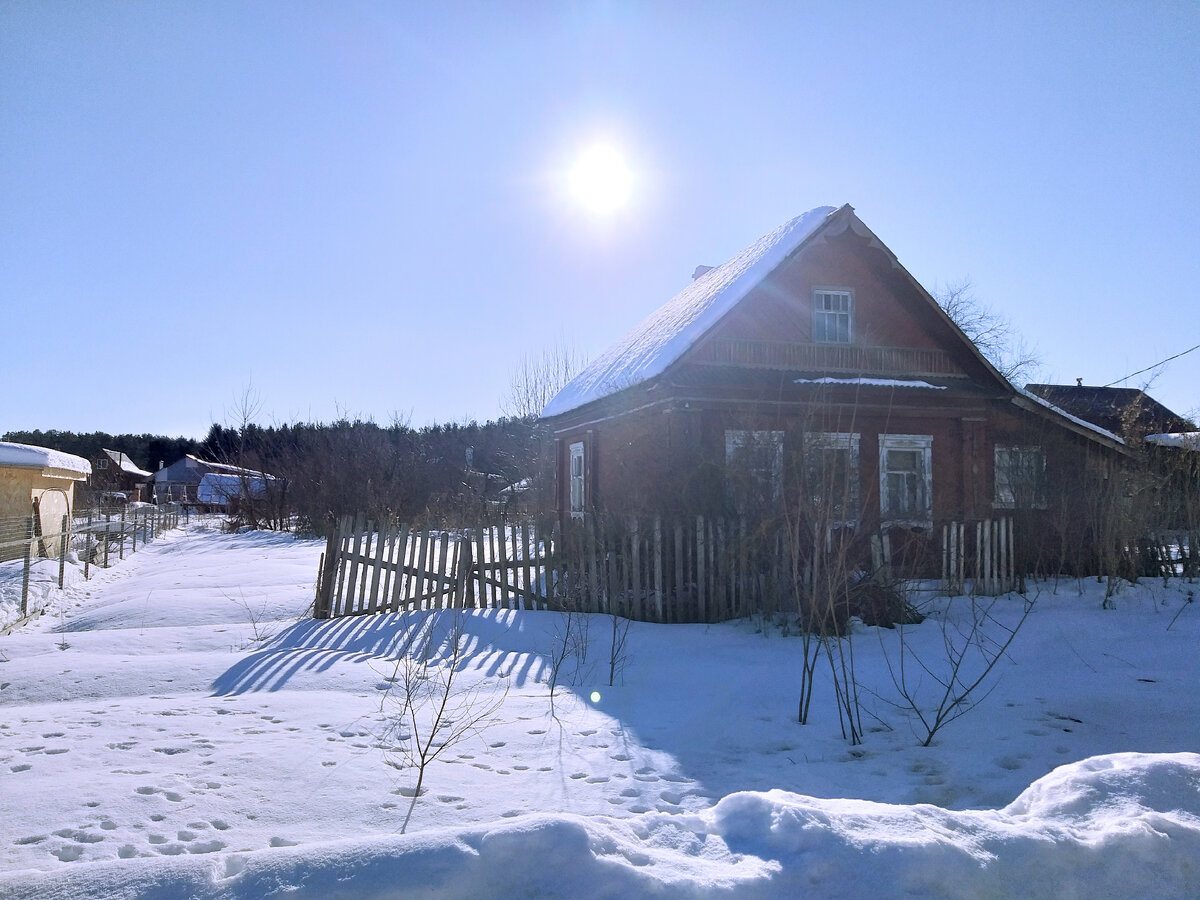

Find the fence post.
xmin=84 ymin=508 xmax=92 ymax=580
xmin=58 ymin=514 xmax=68 ymax=589
xmin=314 ymin=524 xmax=339 ymax=619
xmin=20 ymin=514 xmax=33 ymax=616
xmin=119 ymin=505 xmax=127 ymax=560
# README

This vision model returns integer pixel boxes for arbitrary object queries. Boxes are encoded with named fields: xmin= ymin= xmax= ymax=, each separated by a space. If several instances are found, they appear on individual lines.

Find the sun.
xmin=568 ymin=143 xmax=633 ymax=215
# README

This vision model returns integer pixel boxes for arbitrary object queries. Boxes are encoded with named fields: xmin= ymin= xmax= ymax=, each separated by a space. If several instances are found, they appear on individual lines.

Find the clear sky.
xmin=3 ymin=1 xmax=1198 ymax=439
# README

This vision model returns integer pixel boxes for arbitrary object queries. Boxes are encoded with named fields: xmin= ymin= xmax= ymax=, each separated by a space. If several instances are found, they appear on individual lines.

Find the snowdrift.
xmin=4 ymin=752 xmax=1197 ymax=900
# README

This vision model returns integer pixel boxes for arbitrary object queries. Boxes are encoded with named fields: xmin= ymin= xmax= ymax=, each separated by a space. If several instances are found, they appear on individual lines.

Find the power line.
xmin=1103 ymin=341 xmax=1200 ymax=388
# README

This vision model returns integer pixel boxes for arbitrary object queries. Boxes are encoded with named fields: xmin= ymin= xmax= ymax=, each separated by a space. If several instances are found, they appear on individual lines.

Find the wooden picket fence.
xmin=941 ymin=517 xmax=1018 ymax=596
xmin=315 ymin=513 xmax=793 ymax=623
xmin=315 ymin=512 xmax=1026 ymax=623
xmin=314 ymin=514 xmax=552 ymax=619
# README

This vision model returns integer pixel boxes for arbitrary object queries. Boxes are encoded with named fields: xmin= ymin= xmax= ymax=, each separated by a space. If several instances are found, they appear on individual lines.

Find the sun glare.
xmin=569 ymin=144 xmax=633 ymax=215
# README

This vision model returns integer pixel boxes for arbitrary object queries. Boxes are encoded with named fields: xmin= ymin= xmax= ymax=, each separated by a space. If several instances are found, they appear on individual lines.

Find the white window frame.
xmin=813 ymin=288 xmax=853 ymax=344
xmin=725 ymin=429 xmax=785 ymax=510
xmin=879 ymin=434 xmax=933 ymax=525
xmin=568 ymin=441 xmax=586 ymax=519
xmin=994 ymin=445 xmax=1047 ymax=509
xmin=804 ymin=432 xmax=861 ymax=524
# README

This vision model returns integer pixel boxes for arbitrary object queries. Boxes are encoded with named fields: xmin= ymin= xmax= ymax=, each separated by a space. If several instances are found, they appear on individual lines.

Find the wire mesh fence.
xmin=0 ymin=501 xmax=185 ymax=630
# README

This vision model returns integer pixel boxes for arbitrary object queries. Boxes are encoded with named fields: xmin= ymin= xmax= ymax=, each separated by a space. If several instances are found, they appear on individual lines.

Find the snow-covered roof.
xmin=0 ymin=441 xmax=91 ymax=477
xmin=102 ymin=449 xmax=152 ymax=479
xmin=155 ymin=455 xmax=273 ymax=482
xmin=542 ymin=205 xmax=839 ymax=418
xmin=794 ymin=377 xmax=947 ymax=390
xmin=1145 ymin=432 xmax=1200 ymax=450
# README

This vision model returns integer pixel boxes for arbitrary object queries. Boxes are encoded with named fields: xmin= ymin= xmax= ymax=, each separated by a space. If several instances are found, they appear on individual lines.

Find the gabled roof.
xmin=102 ymin=449 xmax=152 ymax=479
xmin=154 ymin=455 xmax=274 ymax=482
xmin=1024 ymin=384 xmax=1194 ymax=436
xmin=541 ymin=205 xmax=839 ymax=418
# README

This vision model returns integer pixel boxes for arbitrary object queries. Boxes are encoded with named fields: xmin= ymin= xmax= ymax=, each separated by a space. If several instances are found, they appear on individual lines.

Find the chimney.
xmin=1076 ymin=378 xmax=1083 ymax=387
xmin=692 ymin=265 xmax=714 ymax=280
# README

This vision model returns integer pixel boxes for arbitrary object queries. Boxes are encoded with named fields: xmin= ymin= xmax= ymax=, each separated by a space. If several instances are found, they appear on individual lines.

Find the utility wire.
xmin=1103 ymin=341 xmax=1200 ymax=388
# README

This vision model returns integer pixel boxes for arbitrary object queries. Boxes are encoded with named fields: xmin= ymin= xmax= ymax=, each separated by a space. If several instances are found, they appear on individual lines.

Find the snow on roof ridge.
xmin=1015 ymin=387 xmax=1125 ymax=445
xmin=794 ymin=377 xmax=947 ymax=390
xmin=542 ymin=205 xmax=840 ymax=418
xmin=0 ymin=441 xmax=92 ymax=476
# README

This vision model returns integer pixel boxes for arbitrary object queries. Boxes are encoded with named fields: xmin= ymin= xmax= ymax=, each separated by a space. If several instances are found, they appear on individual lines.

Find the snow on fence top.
xmin=541 ymin=205 xmax=839 ymax=419
xmin=0 ymin=441 xmax=91 ymax=476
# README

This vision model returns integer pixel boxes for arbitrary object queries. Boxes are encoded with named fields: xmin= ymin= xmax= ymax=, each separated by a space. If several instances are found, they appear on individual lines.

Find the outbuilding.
xmin=0 ymin=442 xmax=91 ymax=562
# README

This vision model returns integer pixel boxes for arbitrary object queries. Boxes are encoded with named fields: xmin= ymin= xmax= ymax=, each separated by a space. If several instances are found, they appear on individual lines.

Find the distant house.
xmin=1024 ymin=384 xmax=1194 ymax=437
xmin=541 ymin=205 xmax=1126 ymax=551
xmin=89 ymin=449 xmax=154 ymax=503
xmin=154 ymin=455 xmax=275 ymax=505
xmin=0 ymin=442 xmax=91 ymax=562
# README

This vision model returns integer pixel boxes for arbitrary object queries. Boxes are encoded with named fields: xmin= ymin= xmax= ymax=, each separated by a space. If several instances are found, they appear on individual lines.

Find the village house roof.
xmin=1145 ymin=432 xmax=1200 ymax=451
xmin=540 ymin=203 xmax=1131 ymax=455
xmin=154 ymin=455 xmax=271 ymax=482
xmin=101 ymin=449 xmax=153 ymax=479
xmin=541 ymin=205 xmax=838 ymax=418
xmin=0 ymin=441 xmax=91 ymax=478
xmin=1024 ymin=384 xmax=1195 ymax=436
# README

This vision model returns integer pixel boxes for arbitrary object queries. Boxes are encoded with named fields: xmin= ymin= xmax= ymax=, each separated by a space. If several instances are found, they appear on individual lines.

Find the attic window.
xmin=813 ymin=289 xmax=853 ymax=343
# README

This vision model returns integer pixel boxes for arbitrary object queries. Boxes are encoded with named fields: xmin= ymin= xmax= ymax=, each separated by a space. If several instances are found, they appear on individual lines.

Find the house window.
xmin=803 ymin=432 xmax=860 ymax=523
xmin=569 ymin=441 xmax=586 ymax=518
xmin=994 ymin=446 xmax=1046 ymax=509
xmin=879 ymin=434 xmax=933 ymax=523
xmin=813 ymin=289 xmax=853 ymax=344
xmin=725 ymin=429 xmax=784 ymax=512
xmin=96 ymin=458 xmax=108 ymax=470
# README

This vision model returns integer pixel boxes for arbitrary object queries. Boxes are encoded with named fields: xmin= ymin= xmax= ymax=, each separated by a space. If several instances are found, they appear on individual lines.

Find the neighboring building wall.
xmin=0 ymin=467 xmax=78 ymax=562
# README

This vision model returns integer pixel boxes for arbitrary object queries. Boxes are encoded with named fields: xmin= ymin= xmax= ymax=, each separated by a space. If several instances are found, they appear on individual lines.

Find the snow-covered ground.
xmin=1 ymin=520 xmax=1198 ymax=898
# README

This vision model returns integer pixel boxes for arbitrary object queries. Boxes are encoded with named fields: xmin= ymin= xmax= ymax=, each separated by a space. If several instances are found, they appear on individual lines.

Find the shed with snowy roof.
xmin=541 ymin=204 xmax=1127 ymax=569
xmin=0 ymin=442 xmax=91 ymax=561
xmin=89 ymin=449 xmax=154 ymax=504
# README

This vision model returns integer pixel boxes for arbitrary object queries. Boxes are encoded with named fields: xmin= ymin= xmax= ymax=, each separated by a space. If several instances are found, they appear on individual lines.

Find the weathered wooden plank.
xmin=367 ymin=521 xmax=389 ymax=614
xmin=436 ymin=532 xmax=451 ymax=609
xmin=388 ymin=524 xmax=410 ymax=612
xmin=474 ymin=526 xmax=489 ymax=608
xmin=520 ymin=523 xmax=533 ymax=607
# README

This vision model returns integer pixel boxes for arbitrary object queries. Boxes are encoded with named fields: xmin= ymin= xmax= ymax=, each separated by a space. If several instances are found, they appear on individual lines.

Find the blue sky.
xmin=2 ymin=1 xmax=1198 ymax=438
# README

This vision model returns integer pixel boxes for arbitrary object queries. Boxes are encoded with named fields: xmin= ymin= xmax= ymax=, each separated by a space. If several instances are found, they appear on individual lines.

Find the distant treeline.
xmin=4 ymin=418 xmax=546 ymax=531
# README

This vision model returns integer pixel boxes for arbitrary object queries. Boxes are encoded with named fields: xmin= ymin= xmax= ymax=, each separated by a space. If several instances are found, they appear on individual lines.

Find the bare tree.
xmin=879 ymin=592 xmax=1033 ymax=746
xmin=378 ymin=611 xmax=508 ymax=833
xmin=500 ymin=339 xmax=585 ymax=420
xmin=935 ymin=278 xmax=1042 ymax=384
